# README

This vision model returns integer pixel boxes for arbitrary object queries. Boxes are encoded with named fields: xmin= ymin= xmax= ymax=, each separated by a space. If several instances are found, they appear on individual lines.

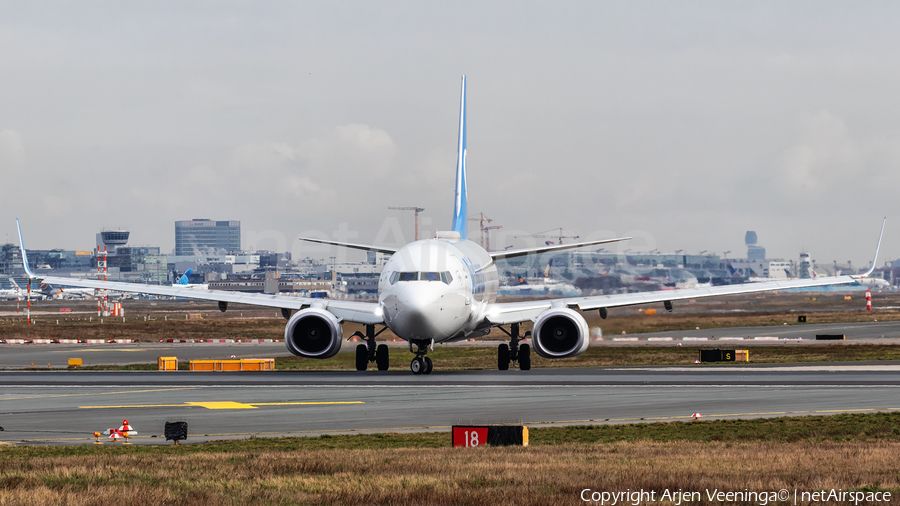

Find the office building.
xmin=174 ymin=219 xmax=241 ymax=256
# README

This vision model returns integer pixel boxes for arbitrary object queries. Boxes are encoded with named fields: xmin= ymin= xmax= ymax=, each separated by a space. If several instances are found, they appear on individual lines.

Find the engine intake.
xmin=284 ymin=308 xmax=343 ymax=359
xmin=531 ymin=307 xmax=589 ymax=359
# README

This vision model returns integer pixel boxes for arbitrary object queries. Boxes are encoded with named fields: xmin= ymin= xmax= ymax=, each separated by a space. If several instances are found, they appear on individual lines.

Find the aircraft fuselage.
xmin=378 ymin=239 xmax=499 ymax=343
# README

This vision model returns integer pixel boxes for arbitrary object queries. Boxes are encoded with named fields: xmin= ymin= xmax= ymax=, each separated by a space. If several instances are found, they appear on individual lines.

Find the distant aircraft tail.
xmin=451 ymin=75 xmax=468 ymax=241
xmin=176 ymin=268 xmax=193 ymax=285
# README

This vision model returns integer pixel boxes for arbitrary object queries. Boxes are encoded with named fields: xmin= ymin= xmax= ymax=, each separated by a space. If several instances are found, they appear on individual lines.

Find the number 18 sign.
xmin=452 ymin=426 xmax=489 ymax=447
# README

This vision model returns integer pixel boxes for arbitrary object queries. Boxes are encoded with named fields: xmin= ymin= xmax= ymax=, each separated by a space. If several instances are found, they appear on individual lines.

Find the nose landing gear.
xmin=497 ymin=323 xmax=531 ymax=371
xmin=409 ymin=339 xmax=434 ymax=375
xmin=350 ymin=324 xmax=390 ymax=371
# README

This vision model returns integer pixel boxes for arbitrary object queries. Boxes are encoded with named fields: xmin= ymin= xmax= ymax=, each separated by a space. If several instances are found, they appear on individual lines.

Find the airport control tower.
xmin=745 ymin=231 xmax=766 ymax=261
xmin=96 ymin=229 xmax=130 ymax=255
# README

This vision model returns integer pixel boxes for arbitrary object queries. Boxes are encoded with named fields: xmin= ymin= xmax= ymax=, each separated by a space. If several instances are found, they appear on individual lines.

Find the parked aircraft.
xmin=0 ymin=278 xmax=49 ymax=301
xmin=171 ymin=268 xmax=208 ymax=289
xmin=16 ymin=76 xmax=886 ymax=374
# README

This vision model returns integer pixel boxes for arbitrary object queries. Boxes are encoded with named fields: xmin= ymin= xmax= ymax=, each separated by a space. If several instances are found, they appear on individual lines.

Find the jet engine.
xmin=531 ymin=307 xmax=589 ymax=359
xmin=284 ymin=308 xmax=343 ymax=359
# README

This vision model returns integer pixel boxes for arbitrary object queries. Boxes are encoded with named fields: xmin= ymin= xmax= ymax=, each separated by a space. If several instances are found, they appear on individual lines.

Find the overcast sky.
xmin=1 ymin=2 xmax=898 ymax=267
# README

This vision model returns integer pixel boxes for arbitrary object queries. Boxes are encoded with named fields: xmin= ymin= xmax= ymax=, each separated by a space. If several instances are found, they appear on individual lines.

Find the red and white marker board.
xmin=452 ymin=426 xmax=489 ymax=448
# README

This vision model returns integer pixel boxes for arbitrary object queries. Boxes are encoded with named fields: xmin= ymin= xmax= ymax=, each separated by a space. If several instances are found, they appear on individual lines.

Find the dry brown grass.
xmin=0 ymin=441 xmax=897 ymax=505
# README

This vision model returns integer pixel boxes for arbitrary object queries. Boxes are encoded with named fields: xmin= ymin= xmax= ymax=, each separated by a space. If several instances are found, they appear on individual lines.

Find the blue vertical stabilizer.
xmin=176 ymin=268 xmax=193 ymax=285
xmin=451 ymin=75 xmax=468 ymax=240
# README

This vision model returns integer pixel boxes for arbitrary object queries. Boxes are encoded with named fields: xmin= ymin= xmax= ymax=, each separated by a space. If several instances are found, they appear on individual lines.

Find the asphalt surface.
xmin=1 ymin=365 xmax=898 ymax=445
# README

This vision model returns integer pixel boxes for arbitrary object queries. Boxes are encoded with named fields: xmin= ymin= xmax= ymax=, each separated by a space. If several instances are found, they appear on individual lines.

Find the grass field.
xmin=71 ymin=343 xmax=900 ymax=372
xmin=1 ymin=413 xmax=898 ymax=505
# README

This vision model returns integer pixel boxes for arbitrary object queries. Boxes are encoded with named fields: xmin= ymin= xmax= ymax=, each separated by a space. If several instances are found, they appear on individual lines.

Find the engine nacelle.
xmin=284 ymin=308 xmax=342 ymax=359
xmin=531 ymin=307 xmax=589 ymax=359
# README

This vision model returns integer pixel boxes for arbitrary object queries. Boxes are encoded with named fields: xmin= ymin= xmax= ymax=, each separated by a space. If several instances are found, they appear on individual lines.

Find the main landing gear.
xmin=497 ymin=322 xmax=531 ymax=371
xmin=351 ymin=324 xmax=390 ymax=372
xmin=408 ymin=338 xmax=434 ymax=375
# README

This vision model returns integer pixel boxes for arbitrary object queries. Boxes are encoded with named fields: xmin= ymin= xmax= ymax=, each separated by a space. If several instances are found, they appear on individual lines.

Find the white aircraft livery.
xmin=16 ymin=76 xmax=886 ymax=374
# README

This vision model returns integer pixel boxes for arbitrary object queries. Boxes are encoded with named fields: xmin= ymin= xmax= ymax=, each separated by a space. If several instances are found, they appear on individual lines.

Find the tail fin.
xmin=176 ymin=268 xmax=193 ymax=285
xmin=15 ymin=218 xmax=36 ymax=279
xmin=451 ymin=75 xmax=468 ymax=240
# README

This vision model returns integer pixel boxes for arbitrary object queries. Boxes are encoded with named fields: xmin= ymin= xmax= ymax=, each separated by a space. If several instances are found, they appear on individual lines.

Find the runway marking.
xmin=50 ymin=349 xmax=153 ymax=353
xmin=187 ymin=401 xmax=258 ymax=409
xmin=78 ymin=401 xmax=365 ymax=410
xmin=0 ymin=387 xmax=198 ymax=401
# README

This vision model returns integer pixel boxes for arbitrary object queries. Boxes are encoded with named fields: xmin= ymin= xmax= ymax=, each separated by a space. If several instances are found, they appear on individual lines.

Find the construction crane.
xmin=508 ymin=228 xmax=580 ymax=246
xmin=468 ymin=213 xmax=494 ymax=248
xmin=482 ymin=225 xmax=502 ymax=252
xmin=388 ymin=207 xmax=425 ymax=241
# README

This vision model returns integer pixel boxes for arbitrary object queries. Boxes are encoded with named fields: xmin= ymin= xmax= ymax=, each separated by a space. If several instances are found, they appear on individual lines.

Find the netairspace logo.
xmin=580 ymin=488 xmax=892 ymax=505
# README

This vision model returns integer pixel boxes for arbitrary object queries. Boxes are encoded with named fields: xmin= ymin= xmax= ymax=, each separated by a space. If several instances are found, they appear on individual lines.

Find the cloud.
xmin=0 ymin=129 xmax=26 ymax=170
xmin=775 ymin=111 xmax=862 ymax=195
xmin=298 ymin=123 xmax=397 ymax=177
xmin=764 ymin=110 xmax=900 ymax=204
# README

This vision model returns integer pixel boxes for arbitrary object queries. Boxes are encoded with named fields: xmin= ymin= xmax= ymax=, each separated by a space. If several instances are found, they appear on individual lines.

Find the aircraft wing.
xmin=485 ymin=217 xmax=886 ymax=326
xmin=16 ymin=220 xmax=383 ymax=325
xmin=35 ymin=276 xmax=384 ymax=324
xmin=297 ymin=237 xmax=398 ymax=254
xmin=484 ymin=274 xmax=861 ymax=325
xmin=490 ymin=236 xmax=631 ymax=261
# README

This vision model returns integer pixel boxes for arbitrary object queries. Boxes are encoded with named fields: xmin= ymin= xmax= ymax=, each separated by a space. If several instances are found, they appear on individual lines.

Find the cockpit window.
xmin=395 ymin=271 xmax=454 ymax=284
xmin=398 ymin=272 xmax=418 ymax=282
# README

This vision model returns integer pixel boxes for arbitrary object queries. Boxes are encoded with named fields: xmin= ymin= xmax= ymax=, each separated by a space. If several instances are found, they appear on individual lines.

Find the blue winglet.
xmin=451 ymin=75 xmax=468 ymax=241
xmin=15 ymin=218 xmax=37 ymax=279
xmin=854 ymin=216 xmax=886 ymax=278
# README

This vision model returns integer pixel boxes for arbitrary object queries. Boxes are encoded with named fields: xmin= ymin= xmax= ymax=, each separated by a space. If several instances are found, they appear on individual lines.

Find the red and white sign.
xmin=452 ymin=426 xmax=488 ymax=448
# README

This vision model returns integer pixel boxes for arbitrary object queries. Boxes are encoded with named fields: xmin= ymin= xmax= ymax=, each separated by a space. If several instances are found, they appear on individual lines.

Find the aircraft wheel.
xmin=498 ymin=344 xmax=510 ymax=371
xmin=423 ymin=357 xmax=433 ymax=374
xmin=355 ymin=344 xmax=368 ymax=371
xmin=519 ymin=343 xmax=531 ymax=371
xmin=376 ymin=344 xmax=390 ymax=371
xmin=410 ymin=357 xmax=425 ymax=375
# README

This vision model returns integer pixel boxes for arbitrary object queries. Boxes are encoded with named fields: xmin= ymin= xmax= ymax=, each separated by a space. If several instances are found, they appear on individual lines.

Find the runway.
xmin=1 ymin=365 xmax=898 ymax=445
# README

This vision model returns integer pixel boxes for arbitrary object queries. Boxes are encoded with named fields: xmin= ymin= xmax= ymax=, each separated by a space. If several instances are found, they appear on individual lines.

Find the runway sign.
xmin=452 ymin=425 xmax=528 ymax=447
xmin=189 ymin=359 xmax=275 ymax=371
xmin=699 ymin=349 xmax=749 ymax=362
xmin=158 ymin=357 xmax=178 ymax=371
xmin=816 ymin=334 xmax=846 ymax=340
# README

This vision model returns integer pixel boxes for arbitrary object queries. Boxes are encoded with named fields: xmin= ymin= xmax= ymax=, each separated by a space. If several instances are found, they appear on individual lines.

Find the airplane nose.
xmin=383 ymin=283 xmax=463 ymax=340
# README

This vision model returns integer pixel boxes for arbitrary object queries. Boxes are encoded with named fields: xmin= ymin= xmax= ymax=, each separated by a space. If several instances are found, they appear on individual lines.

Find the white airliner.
xmin=0 ymin=279 xmax=25 ymax=301
xmin=16 ymin=76 xmax=886 ymax=374
xmin=0 ymin=278 xmax=48 ymax=301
